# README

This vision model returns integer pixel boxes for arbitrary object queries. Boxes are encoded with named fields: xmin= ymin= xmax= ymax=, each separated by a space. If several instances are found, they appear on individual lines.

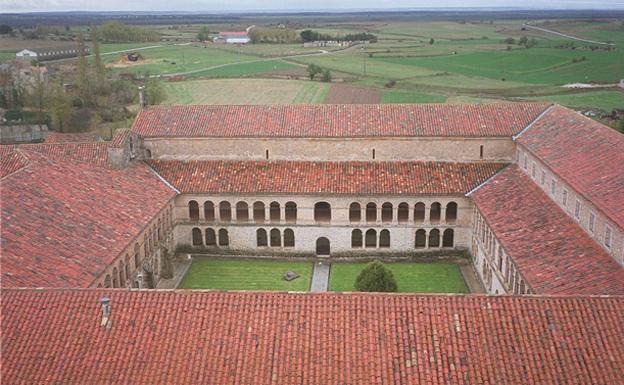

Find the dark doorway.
xmin=316 ymin=237 xmax=330 ymax=256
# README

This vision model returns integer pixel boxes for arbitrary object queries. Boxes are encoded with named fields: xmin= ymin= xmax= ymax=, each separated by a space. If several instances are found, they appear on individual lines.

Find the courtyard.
xmin=177 ymin=258 xmax=471 ymax=293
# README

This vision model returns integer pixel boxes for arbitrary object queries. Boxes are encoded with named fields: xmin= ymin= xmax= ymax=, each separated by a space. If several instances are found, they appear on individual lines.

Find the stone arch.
xmin=398 ymin=202 xmax=409 ymax=223
xmin=314 ymin=202 xmax=331 ymax=223
xmin=446 ymin=202 xmax=458 ymax=223
xmin=414 ymin=202 xmax=425 ymax=223
xmin=204 ymin=201 xmax=215 ymax=221
xmin=219 ymin=201 xmax=231 ymax=222
xmin=188 ymin=200 xmax=199 ymax=221
xmin=366 ymin=203 xmax=377 ymax=223
xmin=429 ymin=228 xmax=440 ymax=248
xmin=257 ymin=228 xmax=268 ymax=247
xmin=270 ymin=202 xmax=281 ymax=223
xmin=205 ymin=228 xmax=217 ymax=246
xmin=285 ymin=202 xmax=297 ymax=223
xmin=365 ymin=229 xmax=377 ymax=248
xmin=351 ymin=229 xmax=363 ymax=248
xmin=192 ymin=227 xmax=203 ymax=246
xmin=253 ymin=201 xmax=265 ymax=223
xmin=284 ymin=229 xmax=295 ymax=247
xmin=104 ymin=274 xmax=112 ymax=288
xmin=112 ymin=267 xmax=119 ymax=288
xmin=381 ymin=203 xmax=393 ymax=223
xmin=430 ymin=202 xmax=442 ymax=223
xmin=236 ymin=201 xmax=249 ymax=222
xmin=270 ymin=228 xmax=281 ymax=247
xmin=443 ymin=229 xmax=454 ymax=248
xmin=218 ymin=229 xmax=229 ymax=246
xmin=316 ymin=237 xmax=330 ymax=255
xmin=349 ymin=202 xmax=361 ymax=223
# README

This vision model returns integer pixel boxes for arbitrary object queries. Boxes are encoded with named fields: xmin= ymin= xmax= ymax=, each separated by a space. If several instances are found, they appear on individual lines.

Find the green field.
xmin=179 ymin=259 xmax=313 ymax=291
xmin=518 ymin=90 xmax=624 ymax=111
xmin=329 ymin=262 xmax=469 ymax=293
xmin=188 ymin=59 xmax=299 ymax=77
xmin=164 ymin=78 xmax=330 ymax=104
xmin=381 ymin=90 xmax=447 ymax=103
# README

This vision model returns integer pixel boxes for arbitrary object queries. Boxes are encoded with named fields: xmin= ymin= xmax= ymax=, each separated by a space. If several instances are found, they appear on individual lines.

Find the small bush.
xmin=354 ymin=260 xmax=398 ymax=292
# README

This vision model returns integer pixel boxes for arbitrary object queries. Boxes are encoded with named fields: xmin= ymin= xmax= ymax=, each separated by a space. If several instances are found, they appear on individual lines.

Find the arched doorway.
xmin=316 ymin=237 xmax=330 ymax=256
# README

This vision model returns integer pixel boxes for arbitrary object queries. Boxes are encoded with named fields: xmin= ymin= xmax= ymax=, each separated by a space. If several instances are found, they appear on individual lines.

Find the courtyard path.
xmin=310 ymin=260 xmax=331 ymax=292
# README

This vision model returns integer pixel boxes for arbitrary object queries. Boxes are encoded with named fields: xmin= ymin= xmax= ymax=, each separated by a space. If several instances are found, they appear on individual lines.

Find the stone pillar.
xmin=424 ymin=205 xmax=431 ymax=223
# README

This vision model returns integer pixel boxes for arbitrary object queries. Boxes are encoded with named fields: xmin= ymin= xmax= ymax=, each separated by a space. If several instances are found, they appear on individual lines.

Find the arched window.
xmin=218 ymin=229 xmax=229 ymax=246
xmin=257 ymin=229 xmax=268 ymax=247
xmin=316 ymin=237 xmax=330 ymax=255
xmin=204 ymin=201 xmax=215 ymax=221
xmin=119 ymin=263 xmax=125 ymax=287
xmin=285 ymin=202 xmax=297 ymax=223
xmin=270 ymin=202 xmax=281 ymax=223
xmin=349 ymin=202 xmax=361 ymax=223
xmin=379 ymin=229 xmax=390 ymax=248
xmin=205 ymin=228 xmax=216 ymax=246
xmin=414 ymin=202 xmax=425 ymax=223
xmin=429 ymin=228 xmax=440 ymax=248
xmin=430 ymin=202 xmax=441 ymax=223
xmin=351 ymin=229 xmax=363 ymax=248
xmin=112 ymin=267 xmax=119 ymax=288
xmin=446 ymin=202 xmax=458 ymax=223
xmin=125 ymin=254 xmax=130 ymax=280
xmin=253 ymin=202 xmax=265 ymax=223
xmin=314 ymin=202 xmax=331 ymax=223
xmin=104 ymin=275 xmax=112 ymax=288
xmin=442 ymin=229 xmax=454 ymax=247
xmin=365 ymin=229 xmax=377 ymax=248
xmin=381 ymin=203 xmax=393 ymax=223
xmin=192 ymin=227 xmax=203 ymax=246
xmin=415 ymin=229 xmax=426 ymax=248
xmin=134 ymin=244 xmax=140 ymax=271
xmin=366 ymin=203 xmax=377 ymax=223
xmin=284 ymin=229 xmax=295 ymax=247
xmin=270 ymin=228 xmax=281 ymax=247
xmin=189 ymin=200 xmax=199 ymax=221
xmin=219 ymin=201 xmax=231 ymax=222
xmin=398 ymin=203 xmax=409 ymax=223
xmin=236 ymin=202 xmax=249 ymax=222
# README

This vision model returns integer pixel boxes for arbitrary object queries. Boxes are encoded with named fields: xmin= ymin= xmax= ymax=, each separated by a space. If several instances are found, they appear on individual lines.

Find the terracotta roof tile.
xmin=44 ymin=131 xmax=101 ymax=143
xmin=0 ymin=149 xmax=176 ymax=288
xmin=110 ymin=128 xmax=130 ymax=148
xmin=1 ymin=142 xmax=110 ymax=167
xmin=148 ymin=160 xmax=507 ymax=195
xmin=0 ymin=148 xmax=29 ymax=178
xmin=471 ymin=165 xmax=624 ymax=295
xmin=517 ymin=105 xmax=624 ymax=229
xmin=132 ymin=103 xmax=550 ymax=138
xmin=2 ymin=289 xmax=623 ymax=385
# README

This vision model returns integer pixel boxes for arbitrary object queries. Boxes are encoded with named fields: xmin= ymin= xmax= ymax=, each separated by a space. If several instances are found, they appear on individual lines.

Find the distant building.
xmin=213 ymin=31 xmax=250 ymax=45
xmin=15 ymin=46 xmax=90 ymax=62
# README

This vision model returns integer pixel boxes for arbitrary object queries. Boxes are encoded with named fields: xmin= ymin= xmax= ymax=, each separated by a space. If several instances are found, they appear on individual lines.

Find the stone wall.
xmin=142 ymin=136 xmax=516 ymax=162
xmin=173 ymin=193 xmax=472 ymax=256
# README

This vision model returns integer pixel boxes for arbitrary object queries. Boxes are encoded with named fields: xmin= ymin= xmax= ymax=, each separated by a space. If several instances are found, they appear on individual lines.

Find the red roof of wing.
xmin=131 ymin=103 xmax=550 ymax=138
xmin=1 ymin=142 xmax=110 ymax=167
xmin=0 ymin=149 xmax=176 ymax=288
xmin=2 ymin=289 xmax=623 ymax=385
xmin=471 ymin=165 xmax=624 ymax=295
xmin=517 ymin=105 xmax=624 ymax=230
xmin=147 ymin=160 xmax=507 ymax=195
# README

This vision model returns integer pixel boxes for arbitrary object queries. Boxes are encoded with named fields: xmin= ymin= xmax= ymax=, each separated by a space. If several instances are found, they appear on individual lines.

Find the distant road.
xmin=523 ymin=24 xmax=616 ymax=46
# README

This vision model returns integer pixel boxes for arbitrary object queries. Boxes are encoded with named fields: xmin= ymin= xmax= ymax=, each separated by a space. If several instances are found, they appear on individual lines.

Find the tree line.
xmin=300 ymin=30 xmax=377 ymax=43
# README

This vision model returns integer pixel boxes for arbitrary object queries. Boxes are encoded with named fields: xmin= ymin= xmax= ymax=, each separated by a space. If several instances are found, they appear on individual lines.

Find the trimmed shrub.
xmin=354 ymin=260 xmax=398 ymax=292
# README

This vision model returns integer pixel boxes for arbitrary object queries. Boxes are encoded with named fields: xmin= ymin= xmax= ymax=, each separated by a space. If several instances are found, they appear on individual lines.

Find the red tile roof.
xmin=470 ymin=165 xmax=624 ymax=295
xmin=131 ymin=103 xmax=550 ymax=138
xmin=0 ymin=149 xmax=176 ymax=288
xmin=44 ymin=131 xmax=101 ymax=143
xmin=2 ymin=289 xmax=623 ymax=385
xmin=110 ymin=128 xmax=130 ymax=148
xmin=1 ymin=142 xmax=110 ymax=167
xmin=0 ymin=147 xmax=29 ymax=178
xmin=148 ymin=160 xmax=507 ymax=195
xmin=517 ymin=105 xmax=624 ymax=230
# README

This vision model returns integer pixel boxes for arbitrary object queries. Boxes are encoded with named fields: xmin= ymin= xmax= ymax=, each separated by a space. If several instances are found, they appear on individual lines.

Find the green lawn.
xmin=179 ymin=259 xmax=313 ymax=291
xmin=329 ymin=262 xmax=469 ymax=293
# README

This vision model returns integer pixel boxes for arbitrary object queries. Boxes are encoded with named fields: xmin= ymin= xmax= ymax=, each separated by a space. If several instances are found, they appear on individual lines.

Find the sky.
xmin=1 ymin=0 xmax=624 ymax=13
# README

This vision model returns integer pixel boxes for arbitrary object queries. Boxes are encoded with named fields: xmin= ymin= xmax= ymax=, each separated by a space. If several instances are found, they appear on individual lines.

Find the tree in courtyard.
xmin=354 ymin=260 xmax=398 ymax=292
xmin=48 ymin=85 xmax=73 ymax=132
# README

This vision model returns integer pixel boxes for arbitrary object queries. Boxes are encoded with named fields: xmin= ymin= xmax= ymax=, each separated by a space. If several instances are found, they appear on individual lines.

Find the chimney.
xmin=100 ymin=297 xmax=111 ymax=328
xmin=138 ymin=86 xmax=146 ymax=109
